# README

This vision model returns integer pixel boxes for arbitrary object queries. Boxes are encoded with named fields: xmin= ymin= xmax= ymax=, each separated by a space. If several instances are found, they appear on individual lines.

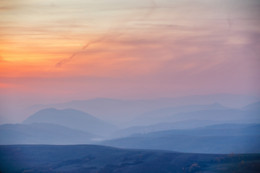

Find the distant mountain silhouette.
xmin=113 ymin=119 xmax=225 ymax=138
xmin=0 ymin=123 xmax=96 ymax=144
xmin=27 ymin=94 xmax=259 ymax=125
xmin=23 ymin=108 xmax=117 ymax=136
xmin=130 ymin=104 xmax=260 ymax=126
xmin=165 ymin=109 xmax=260 ymax=123
xmin=102 ymin=124 xmax=260 ymax=154
xmin=243 ymin=101 xmax=260 ymax=111
xmin=130 ymin=103 xmax=229 ymax=126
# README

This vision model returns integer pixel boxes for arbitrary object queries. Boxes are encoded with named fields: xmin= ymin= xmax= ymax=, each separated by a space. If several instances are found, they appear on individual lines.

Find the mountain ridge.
xmin=23 ymin=108 xmax=117 ymax=136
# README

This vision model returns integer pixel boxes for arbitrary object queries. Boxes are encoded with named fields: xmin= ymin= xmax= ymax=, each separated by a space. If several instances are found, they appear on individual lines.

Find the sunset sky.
xmin=1 ymin=0 xmax=260 ymax=110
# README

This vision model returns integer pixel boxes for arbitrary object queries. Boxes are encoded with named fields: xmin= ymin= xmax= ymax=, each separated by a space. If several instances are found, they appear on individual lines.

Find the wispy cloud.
xmin=55 ymin=30 xmax=115 ymax=67
xmin=55 ymin=0 xmax=159 ymax=67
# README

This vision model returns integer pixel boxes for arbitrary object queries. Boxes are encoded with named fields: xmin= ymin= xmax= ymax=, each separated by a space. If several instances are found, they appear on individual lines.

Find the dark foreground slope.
xmin=0 ymin=145 xmax=260 ymax=173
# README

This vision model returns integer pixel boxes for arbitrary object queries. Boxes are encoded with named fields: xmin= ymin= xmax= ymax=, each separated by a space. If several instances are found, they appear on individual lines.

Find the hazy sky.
xmin=1 ymin=0 xmax=260 ymax=105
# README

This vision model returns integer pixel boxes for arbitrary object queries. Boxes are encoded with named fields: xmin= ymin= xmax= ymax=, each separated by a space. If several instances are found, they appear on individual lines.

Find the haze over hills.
xmin=112 ymin=120 xmax=227 ymax=138
xmin=102 ymin=124 xmax=260 ymax=154
xmin=243 ymin=101 xmax=260 ymax=111
xmin=0 ymin=123 xmax=96 ymax=145
xmin=0 ymin=100 xmax=259 ymax=146
xmin=23 ymin=108 xmax=117 ymax=136
xmin=0 ymin=108 xmax=119 ymax=145
xmin=130 ymin=103 xmax=230 ymax=126
xmin=24 ymin=94 xmax=260 ymax=125
xmin=164 ymin=109 xmax=259 ymax=123
xmin=128 ymin=103 xmax=260 ymax=127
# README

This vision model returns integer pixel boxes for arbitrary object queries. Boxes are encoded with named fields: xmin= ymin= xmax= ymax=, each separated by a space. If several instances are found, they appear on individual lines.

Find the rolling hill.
xmin=102 ymin=124 xmax=260 ymax=154
xmin=112 ymin=119 xmax=224 ymax=138
xmin=23 ymin=108 xmax=117 ymax=136
xmin=0 ymin=123 xmax=96 ymax=144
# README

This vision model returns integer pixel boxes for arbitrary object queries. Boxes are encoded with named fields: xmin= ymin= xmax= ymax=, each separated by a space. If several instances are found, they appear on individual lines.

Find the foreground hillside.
xmin=0 ymin=145 xmax=260 ymax=173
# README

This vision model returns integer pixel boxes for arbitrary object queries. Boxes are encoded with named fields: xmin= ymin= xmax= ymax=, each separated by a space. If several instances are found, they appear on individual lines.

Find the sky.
xmin=0 ymin=0 xmax=260 ymax=109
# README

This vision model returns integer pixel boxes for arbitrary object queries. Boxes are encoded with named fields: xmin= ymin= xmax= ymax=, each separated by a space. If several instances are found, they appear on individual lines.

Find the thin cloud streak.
xmin=55 ymin=31 xmax=113 ymax=67
xmin=55 ymin=0 xmax=158 ymax=67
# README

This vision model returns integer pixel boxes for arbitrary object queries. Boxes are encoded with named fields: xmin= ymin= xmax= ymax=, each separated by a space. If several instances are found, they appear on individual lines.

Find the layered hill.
xmin=0 ymin=123 xmax=96 ymax=144
xmin=102 ymin=124 xmax=260 ymax=154
xmin=23 ymin=108 xmax=117 ymax=136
